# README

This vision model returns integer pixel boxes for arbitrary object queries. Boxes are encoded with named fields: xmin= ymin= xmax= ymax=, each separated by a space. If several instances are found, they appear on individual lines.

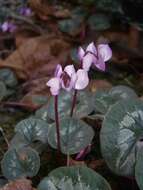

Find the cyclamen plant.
xmin=46 ymin=42 xmax=112 ymax=153
xmin=1 ymin=42 xmax=143 ymax=189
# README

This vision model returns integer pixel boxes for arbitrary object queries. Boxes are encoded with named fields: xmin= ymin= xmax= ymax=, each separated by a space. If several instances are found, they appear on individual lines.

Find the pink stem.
xmin=54 ymin=95 xmax=61 ymax=152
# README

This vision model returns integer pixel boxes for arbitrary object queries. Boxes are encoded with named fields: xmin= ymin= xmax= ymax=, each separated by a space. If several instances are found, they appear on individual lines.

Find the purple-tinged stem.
xmin=54 ymin=95 xmax=61 ymax=152
xmin=70 ymin=90 xmax=77 ymax=117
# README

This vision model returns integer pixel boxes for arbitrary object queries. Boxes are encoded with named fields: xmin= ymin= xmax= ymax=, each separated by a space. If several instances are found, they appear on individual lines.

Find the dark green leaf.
xmin=1 ymin=147 xmax=40 ymax=180
xmin=0 ymin=68 xmax=18 ymax=88
xmin=48 ymin=90 xmax=94 ymax=120
xmin=48 ymin=117 xmax=94 ymax=155
xmin=100 ymin=98 xmax=143 ymax=176
xmin=88 ymin=14 xmax=111 ymax=31
xmin=15 ymin=117 xmax=49 ymax=144
xmin=38 ymin=166 xmax=111 ymax=190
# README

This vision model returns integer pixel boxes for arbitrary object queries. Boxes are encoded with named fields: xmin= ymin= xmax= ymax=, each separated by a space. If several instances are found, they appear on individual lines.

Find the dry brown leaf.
xmin=87 ymin=159 xmax=105 ymax=170
xmin=0 ymin=35 xmax=71 ymax=80
xmin=69 ymin=157 xmax=85 ymax=166
xmin=15 ymin=29 xmax=40 ymax=48
xmin=29 ymin=0 xmax=71 ymax=20
xmin=0 ymin=178 xmax=35 ymax=190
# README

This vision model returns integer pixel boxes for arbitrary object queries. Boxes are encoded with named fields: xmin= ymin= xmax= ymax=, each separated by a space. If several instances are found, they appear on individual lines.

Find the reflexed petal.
xmin=82 ymin=54 xmax=93 ymax=71
xmin=64 ymin=65 xmax=76 ymax=77
xmin=78 ymin=47 xmax=85 ymax=60
xmin=98 ymin=44 xmax=112 ymax=62
xmin=94 ymin=56 xmax=106 ymax=71
xmin=75 ymin=69 xmax=89 ymax=90
xmin=86 ymin=42 xmax=96 ymax=54
xmin=46 ymin=77 xmax=61 ymax=95
xmin=54 ymin=64 xmax=63 ymax=78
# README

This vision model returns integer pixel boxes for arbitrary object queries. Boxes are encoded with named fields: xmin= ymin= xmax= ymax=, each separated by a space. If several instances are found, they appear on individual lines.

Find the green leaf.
xmin=94 ymin=90 xmax=117 ymax=114
xmin=94 ymin=85 xmax=137 ymax=114
xmin=109 ymin=85 xmax=137 ymax=99
xmin=96 ymin=0 xmax=123 ymax=13
xmin=100 ymin=98 xmax=143 ymax=176
xmin=15 ymin=117 xmax=49 ymax=144
xmin=1 ymin=147 xmax=40 ymax=180
xmin=0 ymin=81 xmax=7 ymax=101
xmin=58 ymin=18 xmax=82 ymax=36
xmin=88 ymin=14 xmax=111 ymax=31
xmin=48 ymin=90 xmax=94 ymax=120
xmin=38 ymin=166 xmax=111 ymax=190
xmin=31 ymin=95 xmax=48 ymax=106
xmin=48 ymin=117 xmax=94 ymax=155
xmin=35 ymin=106 xmax=54 ymax=123
xmin=0 ymin=68 xmax=18 ymax=88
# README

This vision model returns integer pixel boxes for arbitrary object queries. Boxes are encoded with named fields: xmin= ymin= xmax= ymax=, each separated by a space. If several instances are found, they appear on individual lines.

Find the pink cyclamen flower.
xmin=19 ymin=7 xmax=32 ymax=16
xmin=46 ymin=77 xmax=61 ymax=96
xmin=1 ymin=21 xmax=17 ymax=33
xmin=78 ymin=42 xmax=96 ymax=72
xmin=94 ymin=44 xmax=112 ymax=71
xmin=74 ymin=69 xmax=89 ymax=90
xmin=46 ymin=64 xmax=89 ymax=95
xmin=78 ymin=42 xmax=112 ymax=72
xmin=46 ymin=64 xmax=76 ymax=96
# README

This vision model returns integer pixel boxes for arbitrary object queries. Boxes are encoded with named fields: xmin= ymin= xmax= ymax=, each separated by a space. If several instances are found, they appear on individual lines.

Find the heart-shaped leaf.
xmin=38 ymin=166 xmax=111 ymax=190
xmin=48 ymin=117 xmax=94 ymax=155
xmin=100 ymin=98 xmax=143 ymax=176
xmin=58 ymin=19 xmax=82 ymax=36
xmin=31 ymin=95 xmax=48 ymax=106
xmin=88 ymin=13 xmax=111 ymax=31
xmin=35 ymin=106 xmax=54 ymax=123
xmin=48 ymin=90 xmax=94 ymax=120
xmin=15 ymin=117 xmax=49 ymax=144
xmin=0 ymin=68 xmax=18 ymax=88
xmin=94 ymin=85 xmax=137 ymax=114
xmin=0 ymin=81 xmax=7 ymax=101
xmin=109 ymin=85 xmax=137 ymax=99
xmin=1 ymin=147 xmax=40 ymax=180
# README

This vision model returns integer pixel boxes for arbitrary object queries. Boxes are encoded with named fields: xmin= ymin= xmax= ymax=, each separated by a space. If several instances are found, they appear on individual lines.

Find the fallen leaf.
xmin=0 ymin=35 xmax=71 ymax=80
xmin=29 ymin=0 xmax=71 ymax=20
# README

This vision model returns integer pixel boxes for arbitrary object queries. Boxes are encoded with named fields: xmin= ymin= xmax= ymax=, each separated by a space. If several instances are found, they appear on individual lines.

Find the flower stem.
xmin=54 ymin=95 xmax=61 ymax=152
xmin=67 ymin=153 xmax=70 ymax=166
xmin=70 ymin=90 xmax=77 ymax=117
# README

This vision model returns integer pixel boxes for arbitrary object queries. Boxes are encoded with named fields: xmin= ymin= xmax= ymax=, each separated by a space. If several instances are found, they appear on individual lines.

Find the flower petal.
xmin=46 ymin=77 xmax=61 ymax=95
xmin=94 ymin=56 xmax=106 ymax=71
xmin=86 ymin=42 xmax=96 ymax=54
xmin=64 ymin=65 xmax=76 ymax=77
xmin=1 ymin=22 xmax=9 ymax=32
xmin=98 ymin=44 xmax=112 ymax=62
xmin=82 ymin=54 xmax=93 ymax=71
xmin=78 ymin=47 xmax=85 ymax=61
xmin=54 ymin=64 xmax=63 ymax=78
xmin=75 ymin=69 xmax=89 ymax=90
